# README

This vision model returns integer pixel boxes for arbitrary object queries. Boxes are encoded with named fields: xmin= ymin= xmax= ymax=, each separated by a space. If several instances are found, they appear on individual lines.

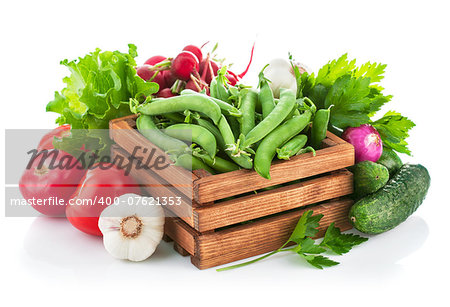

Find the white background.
xmin=1 ymin=0 xmax=449 ymax=306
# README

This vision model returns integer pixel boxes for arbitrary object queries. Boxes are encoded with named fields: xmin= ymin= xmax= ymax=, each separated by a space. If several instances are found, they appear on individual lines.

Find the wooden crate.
xmin=109 ymin=115 xmax=355 ymax=269
xmin=164 ymin=197 xmax=353 ymax=270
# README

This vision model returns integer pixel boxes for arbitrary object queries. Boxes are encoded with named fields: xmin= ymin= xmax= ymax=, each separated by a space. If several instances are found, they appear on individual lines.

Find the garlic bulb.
xmin=98 ymin=193 xmax=165 ymax=261
xmin=264 ymin=58 xmax=298 ymax=99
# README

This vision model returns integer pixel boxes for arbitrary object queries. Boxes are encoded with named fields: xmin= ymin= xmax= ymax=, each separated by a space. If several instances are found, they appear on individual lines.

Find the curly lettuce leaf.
xmin=47 ymin=44 xmax=158 ymax=130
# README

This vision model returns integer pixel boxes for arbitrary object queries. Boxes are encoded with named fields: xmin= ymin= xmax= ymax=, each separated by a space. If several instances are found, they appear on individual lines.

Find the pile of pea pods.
xmin=135 ymin=73 xmax=331 ymax=179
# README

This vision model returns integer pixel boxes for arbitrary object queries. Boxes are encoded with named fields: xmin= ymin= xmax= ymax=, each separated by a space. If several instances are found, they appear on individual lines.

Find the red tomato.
xmin=66 ymin=163 xmax=140 ymax=236
xmin=19 ymin=150 xmax=87 ymax=216
xmin=37 ymin=125 xmax=71 ymax=150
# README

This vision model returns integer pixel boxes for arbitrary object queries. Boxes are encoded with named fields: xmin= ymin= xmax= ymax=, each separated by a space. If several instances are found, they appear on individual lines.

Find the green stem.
xmin=216 ymin=249 xmax=280 ymax=272
xmin=216 ymin=241 xmax=291 ymax=272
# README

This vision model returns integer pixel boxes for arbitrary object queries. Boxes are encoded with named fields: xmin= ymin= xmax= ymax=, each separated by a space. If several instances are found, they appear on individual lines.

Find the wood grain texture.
xmin=193 ymin=142 xmax=354 ymax=203
xmin=164 ymin=217 xmax=197 ymax=256
xmin=163 ymin=198 xmax=353 ymax=269
xmin=110 ymin=115 xmax=354 ymax=204
xmin=110 ymin=115 xmax=194 ymax=199
xmin=111 ymin=145 xmax=195 ymax=227
xmin=110 ymin=116 xmax=356 ymax=270
xmin=173 ymin=242 xmax=190 ymax=256
xmin=111 ymin=145 xmax=353 ymax=232
xmin=193 ymin=198 xmax=353 ymax=269
xmin=193 ymin=169 xmax=353 ymax=232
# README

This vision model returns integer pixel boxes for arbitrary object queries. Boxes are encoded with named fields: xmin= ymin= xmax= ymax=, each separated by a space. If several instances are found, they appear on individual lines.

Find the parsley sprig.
xmin=293 ymin=53 xmax=415 ymax=155
xmin=217 ymin=210 xmax=368 ymax=271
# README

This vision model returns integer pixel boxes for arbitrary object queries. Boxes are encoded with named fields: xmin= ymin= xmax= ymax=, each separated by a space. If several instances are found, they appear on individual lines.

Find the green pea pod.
xmin=136 ymin=115 xmax=188 ymax=155
xmin=195 ymin=118 xmax=226 ymax=150
xmin=283 ymin=107 xmax=301 ymax=123
xmin=217 ymin=115 xmax=253 ymax=169
xmin=238 ymin=89 xmax=258 ymax=135
xmin=180 ymin=89 xmax=242 ymax=117
xmin=296 ymin=146 xmax=316 ymax=156
xmin=259 ymin=83 xmax=275 ymax=119
xmin=258 ymin=65 xmax=275 ymax=119
xmin=228 ymin=116 xmax=241 ymax=140
xmin=215 ymin=66 xmax=231 ymax=101
xmin=311 ymin=105 xmax=332 ymax=149
xmin=137 ymin=95 xmax=221 ymax=124
xmin=164 ymin=124 xmax=217 ymax=158
xmin=243 ymin=88 xmax=296 ymax=148
xmin=254 ymin=111 xmax=312 ymax=179
xmin=276 ymin=134 xmax=308 ymax=160
xmin=193 ymin=151 xmax=241 ymax=173
xmin=163 ymin=112 xmax=185 ymax=123
xmin=175 ymin=154 xmax=215 ymax=174
xmin=210 ymin=78 xmax=218 ymax=98
xmin=216 ymin=82 xmax=230 ymax=102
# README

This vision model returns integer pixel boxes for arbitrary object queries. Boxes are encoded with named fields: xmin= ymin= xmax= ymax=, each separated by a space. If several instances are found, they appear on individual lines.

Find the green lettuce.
xmin=46 ymin=44 xmax=158 ymax=129
xmin=45 ymin=44 xmax=158 ymax=159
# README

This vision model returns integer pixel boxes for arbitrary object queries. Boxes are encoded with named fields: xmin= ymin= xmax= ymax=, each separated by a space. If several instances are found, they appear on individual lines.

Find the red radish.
xmin=144 ymin=55 xmax=166 ymax=65
xmin=185 ymin=80 xmax=199 ymax=92
xmin=157 ymin=88 xmax=176 ymax=98
xmin=171 ymin=51 xmax=199 ymax=81
xmin=19 ymin=150 xmax=87 ymax=217
xmin=226 ymin=72 xmax=238 ymax=86
xmin=136 ymin=65 xmax=167 ymax=91
xmin=182 ymin=45 xmax=202 ymax=62
xmin=163 ymin=70 xmax=176 ymax=87
xmin=342 ymin=124 xmax=383 ymax=163
xmin=237 ymin=42 xmax=255 ymax=79
xmin=186 ymin=77 xmax=208 ymax=92
xmin=199 ymin=59 xmax=219 ymax=84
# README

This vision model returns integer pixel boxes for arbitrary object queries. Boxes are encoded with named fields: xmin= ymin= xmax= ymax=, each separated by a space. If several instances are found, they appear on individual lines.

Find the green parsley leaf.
xmin=217 ymin=211 xmax=367 ymax=272
xmin=315 ymin=53 xmax=356 ymax=88
xmin=353 ymin=61 xmax=387 ymax=83
xmin=294 ymin=237 xmax=326 ymax=254
xmin=367 ymin=87 xmax=393 ymax=116
xmin=288 ymin=210 xmax=323 ymax=244
xmin=300 ymin=254 xmax=339 ymax=270
xmin=324 ymin=75 xmax=372 ymax=128
xmin=320 ymin=223 xmax=368 ymax=255
xmin=371 ymin=111 xmax=416 ymax=155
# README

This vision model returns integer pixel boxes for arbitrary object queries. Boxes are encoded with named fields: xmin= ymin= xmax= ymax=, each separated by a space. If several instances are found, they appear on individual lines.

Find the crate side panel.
xmin=194 ymin=198 xmax=353 ymax=268
xmin=194 ymin=170 xmax=353 ymax=231
xmin=194 ymin=143 xmax=354 ymax=203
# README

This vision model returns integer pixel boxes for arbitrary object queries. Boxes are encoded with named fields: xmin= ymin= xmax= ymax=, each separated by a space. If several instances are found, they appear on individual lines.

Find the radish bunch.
xmin=136 ymin=43 xmax=254 ymax=97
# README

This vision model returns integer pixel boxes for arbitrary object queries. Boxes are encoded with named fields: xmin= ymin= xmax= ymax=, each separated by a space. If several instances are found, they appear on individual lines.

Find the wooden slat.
xmin=193 ymin=169 xmax=353 ymax=232
xmin=109 ymin=115 xmax=194 ymax=199
xmin=112 ymin=145 xmax=353 ymax=232
xmin=110 ymin=115 xmax=354 ymax=205
xmin=164 ymin=217 xmax=197 ymax=256
xmin=326 ymin=130 xmax=348 ymax=144
xmin=192 ymin=198 xmax=353 ymax=269
xmin=111 ymin=145 xmax=195 ymax=227
xmin=193 ymin=142 xmax=354 ymax=203
xmin=173 ymin=242 xmax=190 ymax=256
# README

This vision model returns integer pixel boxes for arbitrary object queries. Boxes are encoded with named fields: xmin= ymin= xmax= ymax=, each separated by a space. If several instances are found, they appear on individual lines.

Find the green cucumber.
xmin=377 ymin=148 xmax=403 ymax=177
xmin=353 ymin=161 xmax=389 ymax=199
xmin=349 ymin=164 xmax=430 ymax=234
